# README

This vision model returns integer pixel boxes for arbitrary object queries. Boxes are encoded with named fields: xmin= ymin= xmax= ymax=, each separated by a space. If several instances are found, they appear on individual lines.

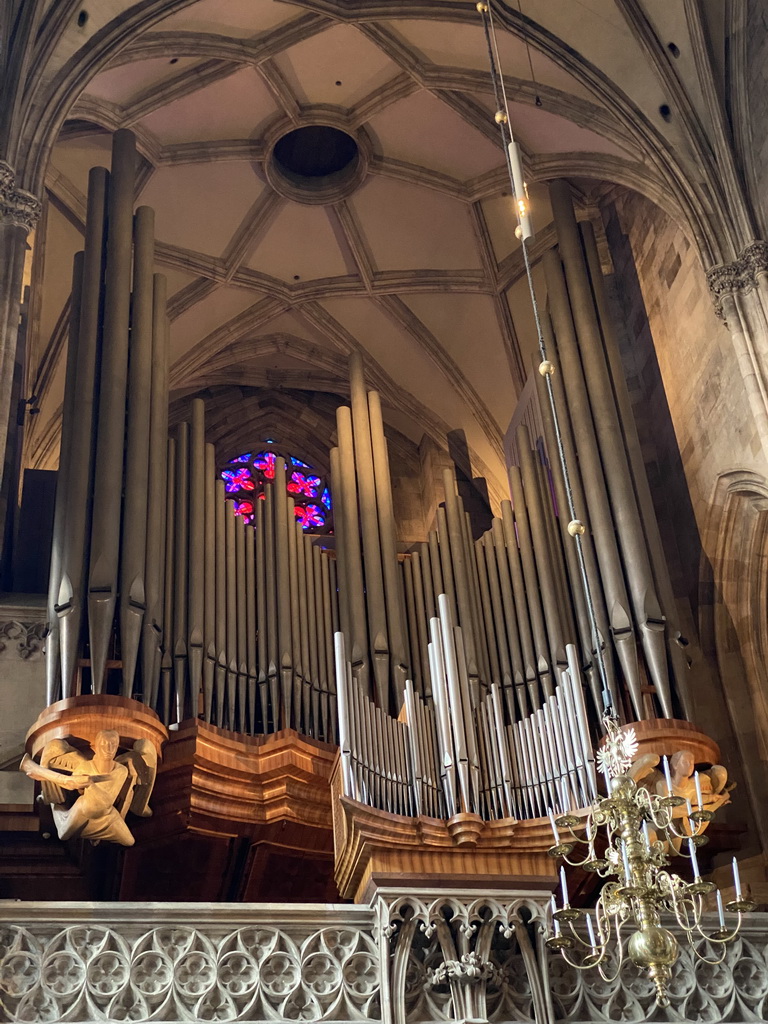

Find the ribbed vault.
xmin=14 ymin=0 xmax=750 ymax=507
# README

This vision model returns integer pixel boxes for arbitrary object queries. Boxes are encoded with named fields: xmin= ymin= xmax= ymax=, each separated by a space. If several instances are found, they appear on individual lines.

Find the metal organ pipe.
xmin=88 ymin=130 xmax=137 ymax=693
xmin=119 ymin=206 xmax=155 ymax=698
xmin=349 ymin=354 xmax=390 ymax=708
xmin=46 ymin=251 xmax=83 ymax=704
xmin=174 ymin=422 xmax=190 ymax=720
xmin=142 ymin=275 xmax=169 ymax=714
xmin=255 ymin=496 xmax=268 ymax=728
xmin=162 ymin=439 xmax=176 ymax=725
xmin=335 ymin=407 xmax=371 ymax=703
xmin=537 ymin=310 xmax=619 ymax=714
xmin=187 ymin=398 xmax=206 ymax=713
xmin=274 ymin=456 xmax=292 ymax=727
xmin=235 ymin=514 xmax=248 ymax=730
xmin=517 ymin=426 xmax=568 ymax=673
xmin=53 ymin=167 xmax=108 ymax=700
xmin=368 ymin=390 xmax=410 ymax=700
xmin=203 ymin=443 xmax=216 ymax=724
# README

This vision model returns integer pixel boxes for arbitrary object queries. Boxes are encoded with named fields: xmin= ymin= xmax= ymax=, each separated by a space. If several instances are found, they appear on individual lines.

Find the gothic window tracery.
xmin=220 ymin=445 xmax=332 ymax=533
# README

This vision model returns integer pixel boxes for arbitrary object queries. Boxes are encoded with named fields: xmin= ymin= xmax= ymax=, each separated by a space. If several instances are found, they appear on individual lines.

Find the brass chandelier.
xmin=474 ymin=0 xmax=756 ymax=1007
xmin=544 ymin=718 xmax=755 ymax=1004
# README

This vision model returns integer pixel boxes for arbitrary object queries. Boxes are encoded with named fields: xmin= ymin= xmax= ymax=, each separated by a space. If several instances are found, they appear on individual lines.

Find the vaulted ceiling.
xmin=20 ymin=0 xmax=733 ymax=503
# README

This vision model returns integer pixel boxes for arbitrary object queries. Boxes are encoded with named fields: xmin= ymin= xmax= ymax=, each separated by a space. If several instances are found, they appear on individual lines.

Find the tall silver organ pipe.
xmin=88 ymin=130 xmax=137 ymax=694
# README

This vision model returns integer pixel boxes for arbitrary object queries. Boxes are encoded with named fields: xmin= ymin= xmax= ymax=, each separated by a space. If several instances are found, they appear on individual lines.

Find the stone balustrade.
xmin=1 ymin=901 xmax=767 ymax=1023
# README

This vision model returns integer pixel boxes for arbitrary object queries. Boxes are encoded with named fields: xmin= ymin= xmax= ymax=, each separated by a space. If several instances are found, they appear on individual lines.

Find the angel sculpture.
xmin=19 ymin=729 xmax=157 ymax=846
xmin=627 ymin=748 xmax=733 ymax=852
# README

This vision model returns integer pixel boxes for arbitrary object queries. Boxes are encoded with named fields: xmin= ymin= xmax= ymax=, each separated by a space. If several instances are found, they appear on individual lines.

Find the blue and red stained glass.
xmin=294 ymin=504 xmax=324 ymax=529
xmin=254 ymin=451 xmax=277 ymax=479
xmin=234 ymin=500 xmax=253 ymax=520
xmin=222 ymin=467 xmax=254 ymax=493
xmin=287 ymin=471 xmax=321 ymax=498
xmin=221 ymin=446 xmax=331 ymax=532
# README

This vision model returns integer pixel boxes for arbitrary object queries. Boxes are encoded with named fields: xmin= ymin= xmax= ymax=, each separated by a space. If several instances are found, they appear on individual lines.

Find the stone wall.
xmin=601 ymin=188 xmax=768 ymax=867
xmin=0 ymin=597 xmax=46 ymax=805
xmin=745 ymin=0 xmax=768 ymax=236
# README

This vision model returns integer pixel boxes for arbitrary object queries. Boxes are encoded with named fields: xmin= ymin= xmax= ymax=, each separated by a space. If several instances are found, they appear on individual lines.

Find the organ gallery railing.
xmin=1 ymin=900 xmax=766 ymax=1024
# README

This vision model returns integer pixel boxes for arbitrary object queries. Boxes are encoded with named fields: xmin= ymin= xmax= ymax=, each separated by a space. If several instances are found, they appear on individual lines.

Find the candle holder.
xmin=545 ymin=716 xmax=755 ymax=1006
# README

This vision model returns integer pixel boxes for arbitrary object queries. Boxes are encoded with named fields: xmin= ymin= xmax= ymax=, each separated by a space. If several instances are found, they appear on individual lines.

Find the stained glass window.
xmin=220 ymin=445 xmax=332 ymax=532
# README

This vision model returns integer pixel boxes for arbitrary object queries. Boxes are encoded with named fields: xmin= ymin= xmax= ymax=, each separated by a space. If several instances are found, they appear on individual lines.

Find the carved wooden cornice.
xmin=332 ymin=766 xmax=556 ymax=902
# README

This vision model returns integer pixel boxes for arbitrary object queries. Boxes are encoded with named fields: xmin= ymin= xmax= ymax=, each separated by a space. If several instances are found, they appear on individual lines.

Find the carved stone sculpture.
xmin=20 ymin=729 xmax=157 ymax=846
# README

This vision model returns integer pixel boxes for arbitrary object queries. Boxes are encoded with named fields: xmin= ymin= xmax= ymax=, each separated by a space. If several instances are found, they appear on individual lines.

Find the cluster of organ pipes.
xmin=334 ymin=601 xmax=598 ymax=823
xmin=45 ymin=129 xmax=170 ymax=708
xmin=43 ymin=126 xmax=696 ymax=823
xmin=164 ymin=418 xmax=339 ymax=739
xmin=537 ymin=181 xmax=692 ymax=723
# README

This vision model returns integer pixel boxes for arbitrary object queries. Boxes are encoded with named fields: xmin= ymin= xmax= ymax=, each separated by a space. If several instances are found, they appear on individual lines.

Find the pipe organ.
xmin=43 ymin=129 xmax=699 ymax=861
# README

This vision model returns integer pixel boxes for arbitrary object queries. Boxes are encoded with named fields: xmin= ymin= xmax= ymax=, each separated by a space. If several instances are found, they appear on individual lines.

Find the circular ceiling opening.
xmin=273 ymin=125 xmax=358 ymax=179
xmin=265 ymin=122 xmax=368 ymax=205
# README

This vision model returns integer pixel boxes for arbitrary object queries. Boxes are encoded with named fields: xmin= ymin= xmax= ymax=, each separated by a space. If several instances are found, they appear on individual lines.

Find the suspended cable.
xmin=476 ymin=1 xmax=614 ymax=717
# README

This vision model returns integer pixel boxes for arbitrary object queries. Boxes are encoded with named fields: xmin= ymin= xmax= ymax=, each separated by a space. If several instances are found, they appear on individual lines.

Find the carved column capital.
xmin=0 ymin=160 xmax=42 ymax=232
xmin=706 ymin=240 xmax=768 ymax=319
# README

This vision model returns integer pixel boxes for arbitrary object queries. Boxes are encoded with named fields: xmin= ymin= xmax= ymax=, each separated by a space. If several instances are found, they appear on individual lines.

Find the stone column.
xmin=707 ymin=240 xmax=768 ymax=452
xmin=0 ymin=161 xmax=41 ymax=493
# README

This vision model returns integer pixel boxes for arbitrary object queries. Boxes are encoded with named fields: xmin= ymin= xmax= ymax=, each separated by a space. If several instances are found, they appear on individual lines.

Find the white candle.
xmin=550 ymin=895 xmax=561 ymax=936
xmin=733 ymin=856 xmax=742 ymax=899
xmin=560 ymin=865 xmax=569 ymax=906
xmin=586 ymin=913 xmax=597 ymax=951
xmin=716 ymin=889 xmax=725 ymax=929
xmin=642 ymin=820 xmax=651 ymax=851
xmin=548 ymin=807 xmax=561 ymax=844
xmin=662 ymin=755 xmax=673 ymax=796
xmin=694 ymin=771 xmax=704 ymax=810
xmin=688 ymin=837 xmax=700 ymax=879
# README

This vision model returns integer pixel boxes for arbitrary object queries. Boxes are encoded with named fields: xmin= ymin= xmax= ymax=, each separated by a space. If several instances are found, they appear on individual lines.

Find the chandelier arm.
xmin=667 ymin=819 xmax=693 ymax=840
xmin=689 ymin=941 xmax=730 ymax=966
xmin=559 ymin=947 xmax=597 ymax=971
xmin=647 ymin=805 xmax=671 ymax=831
xmin=661 ymin=873 xmax=696 ymax=933
xmin=595 ymin=956 xmax=624 ymax=984
xmin=694 ymin=920 xmax=743 ymax=946
xmin=562 ymin=851 xmax=593 ymax=868
xmin=594 ymin=933 xmax=625 ymax=984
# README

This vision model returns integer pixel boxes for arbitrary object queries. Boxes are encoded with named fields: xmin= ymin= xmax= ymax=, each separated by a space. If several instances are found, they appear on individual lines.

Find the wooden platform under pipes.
xmin=330 ymin=764 xmax=557 ymax=903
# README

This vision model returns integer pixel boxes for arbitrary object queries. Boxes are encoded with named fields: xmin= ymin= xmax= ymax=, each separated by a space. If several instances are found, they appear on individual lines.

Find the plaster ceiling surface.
xmin=26 ymin=0 xmax=722 ymax=503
